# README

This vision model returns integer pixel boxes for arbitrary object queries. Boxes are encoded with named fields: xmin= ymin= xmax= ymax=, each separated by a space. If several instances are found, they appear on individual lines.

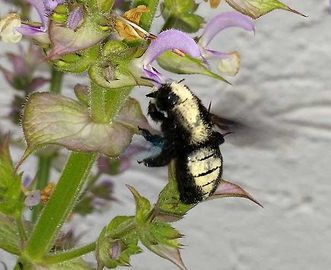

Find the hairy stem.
xmin=31 ymin=67 xmax=63 ymax=221
xmin=43 ymin=242 xmax=97 ymax=264
xmin=22 ymin=153 xmax=96 ymax=262
xmin=32 ymin=156 xmax=52 ymax=222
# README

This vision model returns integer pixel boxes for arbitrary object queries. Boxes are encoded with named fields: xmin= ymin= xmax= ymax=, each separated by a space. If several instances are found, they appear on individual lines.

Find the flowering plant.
xmin=0 ymin=0 xmax=304 ymax=269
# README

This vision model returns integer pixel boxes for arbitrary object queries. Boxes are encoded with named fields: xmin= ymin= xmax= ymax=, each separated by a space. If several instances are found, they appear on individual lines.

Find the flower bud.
xmin=0 ymin=13 xmax=22 ymax=43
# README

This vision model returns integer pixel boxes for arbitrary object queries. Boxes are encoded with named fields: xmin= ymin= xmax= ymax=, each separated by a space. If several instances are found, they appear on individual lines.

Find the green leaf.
xmin=140 ymin=221 xmax=187 ymax=270
xmin=20 ymin=93 xmax=150 ymax=163
xmin=155 ymin=161 xmax=195 ymax=222
xmin=225 ymin=0 xmax=306 ymax=19
xmin=157 ymin=51 xmax=230 ymax=84
xmin=161 ymin=0 xmax=204 ymax=33
xmin=96 ymin=0 xmax=115 ymax=13
xmin=132 ymin=0 xmax=160 ymax=31
xmin=97 ymin=216 xmax=142 ymax=269
xmin=0 ymin=137 xmax=24 ymax=217
xmin=0 ymin=213 xmax=21 ymax=255
xmin=126 ymin=185 xmax=152 ymax=225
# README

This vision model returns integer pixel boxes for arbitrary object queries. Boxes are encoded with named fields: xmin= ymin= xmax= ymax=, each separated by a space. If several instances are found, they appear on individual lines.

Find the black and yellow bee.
xmin=139 ymin=81 xmax=226 ymax=204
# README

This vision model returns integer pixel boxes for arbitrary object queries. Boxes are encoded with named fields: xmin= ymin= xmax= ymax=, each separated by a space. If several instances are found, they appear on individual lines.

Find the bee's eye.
xmin=167 ymin=92 xmax=179 ymax=106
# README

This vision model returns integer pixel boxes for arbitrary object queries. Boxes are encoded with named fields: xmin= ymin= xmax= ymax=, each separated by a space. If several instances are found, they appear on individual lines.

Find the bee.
xmin=138 ymin=81 xmax=226 ymax=204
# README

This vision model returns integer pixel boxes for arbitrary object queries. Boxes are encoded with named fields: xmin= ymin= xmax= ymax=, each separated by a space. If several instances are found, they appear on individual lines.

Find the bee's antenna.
xmin=178 ymin=78 xmax=185 ymax=84
xmin=140 ymin=76 xmax=161 ymax=85
xmin=207 ymin=101 xmax=212 ymax=114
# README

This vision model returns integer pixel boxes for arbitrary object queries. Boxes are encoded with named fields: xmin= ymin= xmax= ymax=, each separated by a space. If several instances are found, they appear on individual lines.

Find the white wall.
xmin=1 ymin=1 xmax=331 ymax=269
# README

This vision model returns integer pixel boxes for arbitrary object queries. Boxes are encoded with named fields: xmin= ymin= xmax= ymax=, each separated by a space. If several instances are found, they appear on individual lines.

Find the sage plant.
xmin=0 ymin=0 xmax=304 ymax=269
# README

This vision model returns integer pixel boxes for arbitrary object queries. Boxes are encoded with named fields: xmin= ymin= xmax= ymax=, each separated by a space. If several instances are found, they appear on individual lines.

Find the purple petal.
xmin=23 ymin=176 xmax=32 ymax=188
xmin=6 ymin=52 xmax=27 ymax=76
xmin=25 ymin=0 xmax=48 ymax=28
xmin=143 ymin=66 xmax=163 ymax=85
xmin=200 ymin=11 xmax=255 ymax=47
xmin=16 ymin=24 xmax=46 ymax=36
xmin=0 ymin=66 xmax=14 ymax=84
xmin=43 ymin=0 xmax=64 ymax=13
xmin=66 ymin=6 xmax=84 ymax=30
xmin=143 ymin=29 xmax=201 ymax=65
xmin=24 ymin=190 xmax=41 ymax=207
xmin=209 ymin=179 xmax=263 ymax=207
xmin=111 ymin=240 xmax=121 ymax=260
xmin=26 ymin=77 xmax=50 ymax=92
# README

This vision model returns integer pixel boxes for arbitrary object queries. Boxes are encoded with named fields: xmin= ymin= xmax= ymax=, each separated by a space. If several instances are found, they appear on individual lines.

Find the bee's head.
xmin=146 ymin=83 xmax=179 ymax=111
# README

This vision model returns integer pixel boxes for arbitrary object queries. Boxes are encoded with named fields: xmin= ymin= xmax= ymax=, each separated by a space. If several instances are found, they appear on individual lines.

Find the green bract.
xmin=157 ymin=51 xmax=230 ymax=84
xmin=225 ymin=0 xmax=305 ymax=19
xmin=97 ymin=216 xmax=142 ymax=269
xmin=161 ymin=0 xmax=203 ymax=33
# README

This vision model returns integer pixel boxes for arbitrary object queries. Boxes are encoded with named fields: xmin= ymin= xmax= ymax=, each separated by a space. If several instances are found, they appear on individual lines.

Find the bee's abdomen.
xmin=176 ymin=147 xmax=223 ymax=204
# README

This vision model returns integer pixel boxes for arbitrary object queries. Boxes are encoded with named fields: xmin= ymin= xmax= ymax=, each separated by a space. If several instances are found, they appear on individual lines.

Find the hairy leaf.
xmin=0 ymin=137 xmax=23 ymax=216
xmin=0 ymin=213 xmax=21 ymax=255
xmin=162 ymin=0 xmax=204 ymax=33
xmin=140 ymin=221 xmax=186 ymax=270
xmin=155 ymin=161 xmax=194 ymax=222
xmin=127 ymin=185 xmax=152 ymax=225
xmin=21 ymin=93 xmax=150 ymax=163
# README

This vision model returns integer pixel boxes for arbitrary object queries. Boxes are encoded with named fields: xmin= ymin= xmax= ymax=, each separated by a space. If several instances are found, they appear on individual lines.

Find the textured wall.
xmin=1 ymin=1 xmax=331 ymax=269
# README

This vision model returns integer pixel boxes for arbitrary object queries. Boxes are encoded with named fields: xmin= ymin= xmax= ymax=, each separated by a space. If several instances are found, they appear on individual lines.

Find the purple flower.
xmin=97 ymin=144 xmax=147 ymax=175
xmin=66 ymin=5 xmax=84 ymax=31
xmin=198 ymin=12 xmax=255 ymax=76
xmin=16 ymin=0 xmax=64 ymax=39
xmin=24 ymin=190 xmax=41 ymax=207
xmin=0 ymin=44 xmax=49 ymax=92
xmin=135 ymin=29 xmax=201 ymax=84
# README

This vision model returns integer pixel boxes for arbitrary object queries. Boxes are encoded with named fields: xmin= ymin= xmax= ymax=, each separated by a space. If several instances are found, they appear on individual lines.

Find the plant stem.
xmin=31 ymin=67 xmax=63 ymax=221
xmin=90 ymin=81 xmax=108 ymax=123
xmin=32 ymin=156 xmax=52 ymax=222
xmin=49 ymin=67 xmax=63 ymax=94
xmin=43 ymin=242 xmax=97 ymax=264
xmin=22 ymin=152 xmax=96 ymax=262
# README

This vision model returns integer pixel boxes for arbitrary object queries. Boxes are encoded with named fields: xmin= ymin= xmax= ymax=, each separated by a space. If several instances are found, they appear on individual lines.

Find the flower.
xmin=66 ymin=5 xmax=84 ymax=31
xmin=0 ymin=13 xmax=22 ymax=43
xmin=0 ymin=44 xmax=49 ymax=92
xmin=16 ymin=0 xmax=64 ymax=40
xmin=90 ymin=29 xmax=202 ymax=88
xmin=198 ymin=11 xmax=255 ymax=76
xmin=97 ymin=144 xmax=147 ymax=175
xmin=137 ymin=29 xmax=201 ymax=84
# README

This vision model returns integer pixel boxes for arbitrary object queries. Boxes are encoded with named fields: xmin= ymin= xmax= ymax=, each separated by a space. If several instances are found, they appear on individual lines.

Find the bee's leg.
xmin=138 ymin=144 xmax=176 ymax=167
xmin=138 ymin=127 xmax=165 ymax=146
xmin=210 ymin=132 xmax=225 ymax=145
xmin=148 ymin=102 xmax=167 ymax=122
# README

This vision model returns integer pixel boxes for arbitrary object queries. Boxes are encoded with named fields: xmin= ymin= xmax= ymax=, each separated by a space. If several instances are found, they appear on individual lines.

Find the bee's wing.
xmin=210 ymin=113 xmax=246 ymax=134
